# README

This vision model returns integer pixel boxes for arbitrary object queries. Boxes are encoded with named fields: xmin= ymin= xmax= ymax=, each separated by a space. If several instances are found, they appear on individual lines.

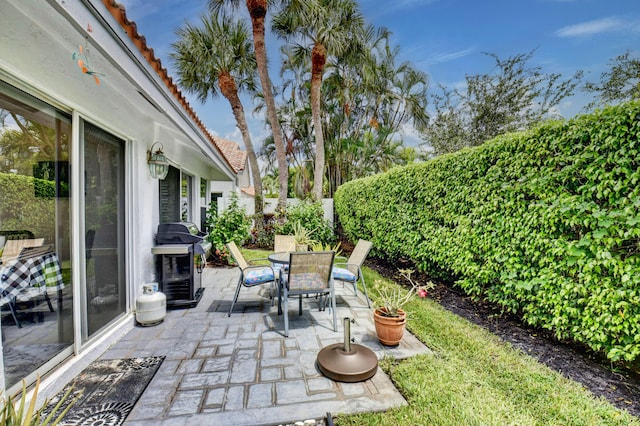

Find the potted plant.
xmin=292 ymin=222 xmax=315 ymax=251
xmin=372 ymin=269 xmax=433 ymax=346
xmin=311 ymin=241 xmax=342 ymax=257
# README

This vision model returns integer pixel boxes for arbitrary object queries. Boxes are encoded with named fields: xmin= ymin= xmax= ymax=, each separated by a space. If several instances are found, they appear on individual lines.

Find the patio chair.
xmin=332 ymin=239 xmax=373 ymax=308
xmin=272 ymin=235 xmax=296 ymax=278
xmin=1 ymin=238 xmax=44 ymax=264
xmin=226 ymin=241 xmax=276 ymax=317
xmin=281 ymin=251 xmax=336 ymax=337
xmin=274 ymin=235 xmax=296 ymax=253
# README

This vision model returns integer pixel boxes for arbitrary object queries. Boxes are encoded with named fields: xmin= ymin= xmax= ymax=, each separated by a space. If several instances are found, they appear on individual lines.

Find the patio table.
xmin=267 ymin=251 xmax=290 ymax=265
xmin=268 ymin=252 xmax=290 ymax=314
xmin=0 ymin=252 xmax=65 ymax=327
xmin=1 ymin=252 xmax=64 ymax=297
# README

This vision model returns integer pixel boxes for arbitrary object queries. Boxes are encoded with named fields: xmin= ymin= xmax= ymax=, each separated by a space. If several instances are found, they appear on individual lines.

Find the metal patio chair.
xmin=274 ymin=235 xmax=296 ymax=253
xmin=280 ymin=251 xmax=336 ymax=337
xmin=332 ymin=239 xmax=373 ymax=307
xmin=271 ymin=235 xmax=296 ymax=278
xmin=226 ymin=241 xmax=276 ymax=317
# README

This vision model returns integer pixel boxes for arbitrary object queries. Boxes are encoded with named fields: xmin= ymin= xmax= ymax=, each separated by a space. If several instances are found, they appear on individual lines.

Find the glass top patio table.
xmin=267 ymin=251 xmax=291 ymax=265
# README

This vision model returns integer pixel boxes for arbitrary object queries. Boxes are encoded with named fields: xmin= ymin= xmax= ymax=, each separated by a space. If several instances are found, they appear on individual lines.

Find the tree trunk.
xmin=311 ymin=43 xmax=327 ymax=201
xmin=218 ymin=72 xmax=264 ymax=235
xmin=247 ymin=1 xmax=289 ymax=212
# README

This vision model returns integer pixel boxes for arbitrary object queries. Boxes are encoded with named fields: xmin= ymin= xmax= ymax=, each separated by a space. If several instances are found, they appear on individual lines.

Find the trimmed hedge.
xmin=0 ymin=173 xmax=57 ymax=243
xmin=336 ymin=101 xmax=640 ymax=362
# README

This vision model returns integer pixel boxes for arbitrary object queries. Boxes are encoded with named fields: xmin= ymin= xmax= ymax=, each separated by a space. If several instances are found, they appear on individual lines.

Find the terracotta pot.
xmin=373 ymin=308 xmax=406 ymax=346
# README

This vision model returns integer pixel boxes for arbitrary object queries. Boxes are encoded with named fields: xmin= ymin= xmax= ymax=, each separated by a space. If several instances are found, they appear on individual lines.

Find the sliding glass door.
xmin=0 ymin=81 xmax=74 ymax=390
xmin=82 ymin=122 xmax=126 ymax=341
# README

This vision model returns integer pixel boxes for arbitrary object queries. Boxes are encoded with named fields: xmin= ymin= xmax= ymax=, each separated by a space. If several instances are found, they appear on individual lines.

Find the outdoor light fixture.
xmin=147 ymin=142 xmax=169 ymax=179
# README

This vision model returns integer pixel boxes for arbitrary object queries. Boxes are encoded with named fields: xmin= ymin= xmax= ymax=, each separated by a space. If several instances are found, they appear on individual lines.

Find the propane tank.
xmin=136 ymin=283 xmax=166 ymax=326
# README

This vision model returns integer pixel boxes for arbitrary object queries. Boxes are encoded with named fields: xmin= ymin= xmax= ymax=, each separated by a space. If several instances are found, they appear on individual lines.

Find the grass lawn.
xmin=338 ymin=268 xmax=638 ymax=425
xmin=242 ymin=248 xmax=638 ymax=425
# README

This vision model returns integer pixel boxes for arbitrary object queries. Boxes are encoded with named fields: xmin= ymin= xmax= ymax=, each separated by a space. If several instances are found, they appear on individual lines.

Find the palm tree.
xmin=208 ymin=0 xmax=289 ymax=211
xmin=273 ymin=0 xmax=365 ymax=200
xmin=317 ymin=24 xmax=428 ymax=194
xmin=170 ymin=12 xmax=266 ymax=234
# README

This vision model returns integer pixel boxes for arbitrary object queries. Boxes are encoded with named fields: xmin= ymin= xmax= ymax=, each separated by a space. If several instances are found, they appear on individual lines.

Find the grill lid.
xmin=156 ymin=222 xmax=206 ymax=245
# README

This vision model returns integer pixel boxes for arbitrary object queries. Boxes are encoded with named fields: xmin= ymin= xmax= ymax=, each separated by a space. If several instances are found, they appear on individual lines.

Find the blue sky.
xmin=119 ymin=0 xmax=640 ymax=148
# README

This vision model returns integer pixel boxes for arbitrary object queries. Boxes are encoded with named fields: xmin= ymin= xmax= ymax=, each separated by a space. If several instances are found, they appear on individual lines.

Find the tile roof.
xmin=241 ymin=186 xmax=256 ymax=197
xmin=101 ymin=0 xmax=238 ymax=175
xmin=213 ymin=136 xmax=247 ymax=173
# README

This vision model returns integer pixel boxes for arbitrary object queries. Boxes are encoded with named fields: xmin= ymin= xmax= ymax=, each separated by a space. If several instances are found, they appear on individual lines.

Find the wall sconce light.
xmin=147 ymin=142 xmax=169 ymax=180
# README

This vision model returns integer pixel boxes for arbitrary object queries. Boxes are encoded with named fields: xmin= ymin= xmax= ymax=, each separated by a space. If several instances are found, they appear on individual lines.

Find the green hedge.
xmin=336 ymin=101 xmax=640 ymax=363
xmin=0 ymin=173 xmax=57 ymax=242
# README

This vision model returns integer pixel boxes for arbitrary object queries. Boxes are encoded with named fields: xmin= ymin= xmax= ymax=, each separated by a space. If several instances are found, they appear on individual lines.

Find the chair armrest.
xmin=241 ymin=264 xmax=274 ymax=273
xmin=334 ymin=262 xmax=361 ymax=270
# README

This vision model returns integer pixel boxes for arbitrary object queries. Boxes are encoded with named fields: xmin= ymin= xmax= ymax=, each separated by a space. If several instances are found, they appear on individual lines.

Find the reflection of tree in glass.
xmin=0 ymin=111 xmax=69 ymax=175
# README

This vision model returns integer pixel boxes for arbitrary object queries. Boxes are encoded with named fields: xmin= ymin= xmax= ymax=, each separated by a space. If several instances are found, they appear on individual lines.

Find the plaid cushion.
xmin=332 ymin=267 xmax=356 ymax=282
xmin=244 ymin=268 xmax=274 ymax=285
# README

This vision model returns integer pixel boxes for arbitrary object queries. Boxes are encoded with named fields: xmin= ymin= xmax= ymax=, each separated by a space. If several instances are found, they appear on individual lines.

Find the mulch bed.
xmin=366 ymin=256 xmax=640 ymax=419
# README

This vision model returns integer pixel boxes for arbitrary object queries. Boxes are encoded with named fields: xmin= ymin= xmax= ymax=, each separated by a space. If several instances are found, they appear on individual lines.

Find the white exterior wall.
xmin=0 ymin=0 xmax=236 ymax=400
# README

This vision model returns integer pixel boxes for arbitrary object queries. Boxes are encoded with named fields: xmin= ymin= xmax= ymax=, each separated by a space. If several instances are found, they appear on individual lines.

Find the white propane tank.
xmin=136 ymin=283 xmax=166 ymax=326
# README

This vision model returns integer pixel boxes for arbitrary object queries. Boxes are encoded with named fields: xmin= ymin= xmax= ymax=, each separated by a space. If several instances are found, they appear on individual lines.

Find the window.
xmin=159 ymin=166 xmax=180 ymax=223
xmin=0 ymin=80 xmax=73 ymax=389
xmin=159 ymin=166 xmax=194 ymax=225
xmin=181 ymin=172 xmax=193 ymax=222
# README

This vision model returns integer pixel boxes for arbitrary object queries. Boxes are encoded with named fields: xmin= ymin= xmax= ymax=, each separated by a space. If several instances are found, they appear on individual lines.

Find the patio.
xmin=101 ymin=266 xmax=431 ymax=425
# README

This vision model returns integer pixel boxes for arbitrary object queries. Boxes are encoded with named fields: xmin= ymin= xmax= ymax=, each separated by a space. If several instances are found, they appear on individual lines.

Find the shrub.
xmin=251 ymin=213 xmax=277 ymax=249
xmin=0 ymin=173 xmax=57 ymax=242
xmin=336 ymin=100 xmax=640 ymax=363
xmin=274 ymin=200 xmax=334 ymax=245
xmin=205 ymin=192 xmax=251 ymax=264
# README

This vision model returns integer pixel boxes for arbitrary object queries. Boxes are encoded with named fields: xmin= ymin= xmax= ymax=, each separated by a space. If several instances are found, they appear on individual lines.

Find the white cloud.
xmin=398 ymin=122 xmax=423 ymax=147
xmin=426 ymin=48 xmax=474 ymax=65
xmin=555 ymin=17 xmax=626 ymax=38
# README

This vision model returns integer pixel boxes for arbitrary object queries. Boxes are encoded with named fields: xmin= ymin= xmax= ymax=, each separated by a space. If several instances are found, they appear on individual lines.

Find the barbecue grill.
xmin=152 ymin=222 xmax=211 ymax=308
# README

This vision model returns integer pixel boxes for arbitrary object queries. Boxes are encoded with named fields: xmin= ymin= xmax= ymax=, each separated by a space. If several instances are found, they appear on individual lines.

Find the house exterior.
xmin=0 ymin=0 xmax=241 ymax=398
xmin=209 ymin=136 xmax=254 ymax=213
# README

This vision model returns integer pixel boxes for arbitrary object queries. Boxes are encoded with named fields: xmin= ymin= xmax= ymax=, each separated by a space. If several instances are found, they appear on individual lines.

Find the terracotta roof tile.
xmin=213 ymin=136 xmax=247 ymax=173
xmin=101 ymin=0 xmax=238 ymax=175
xmin=241 ymin=186 xmax=255 ymax=197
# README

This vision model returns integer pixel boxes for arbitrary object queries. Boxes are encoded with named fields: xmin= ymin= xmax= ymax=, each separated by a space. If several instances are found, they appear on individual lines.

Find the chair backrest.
xmin=287 ymin=251 xmax=335 ymax=291
xmin=346 ymin=239 xmax=373 ymax=275
xmin=226 ymin=241 xmax=248 ymax=270
xmin=274 ymin=235 xmax=296 ymax=253
xmin=1 ymin=238 xmax=45 ymax=263
xmin=18 ymin=244 xmax=55 ymax=260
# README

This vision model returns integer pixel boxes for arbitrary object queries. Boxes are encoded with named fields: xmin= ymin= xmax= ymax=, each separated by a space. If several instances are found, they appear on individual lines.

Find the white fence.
xmin=238 ymin=198 xmax=334 ymax=225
